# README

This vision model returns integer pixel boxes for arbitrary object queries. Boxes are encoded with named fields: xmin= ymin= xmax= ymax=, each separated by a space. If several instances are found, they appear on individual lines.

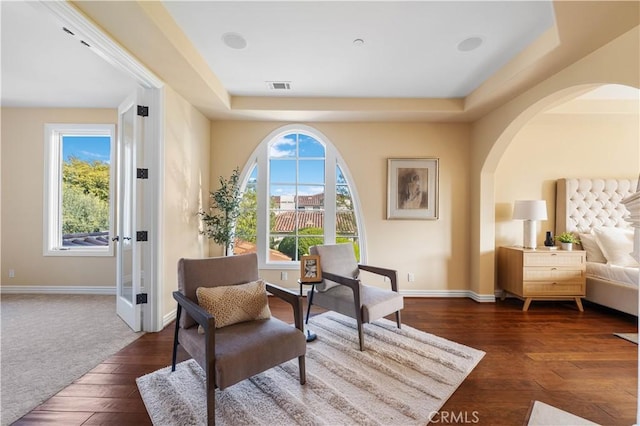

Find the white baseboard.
xmin=163 ymin=308 xmax=177 ymax=328
xmin=400 ymin=289 xmax=496 ymax=302
xmin=0 ymin=285 xmax=116 ymax=295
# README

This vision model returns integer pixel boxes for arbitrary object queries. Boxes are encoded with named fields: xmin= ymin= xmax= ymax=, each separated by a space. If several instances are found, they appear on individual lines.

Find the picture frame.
xmin=387 ymin=158 xmax=439 ymax=220
xmin=300 ymin=255 xmax=322 ymax=283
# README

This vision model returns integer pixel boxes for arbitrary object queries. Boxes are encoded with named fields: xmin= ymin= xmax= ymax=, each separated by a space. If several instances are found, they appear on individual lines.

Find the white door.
xmin=115 ymin=92 xmax=143 ymax=331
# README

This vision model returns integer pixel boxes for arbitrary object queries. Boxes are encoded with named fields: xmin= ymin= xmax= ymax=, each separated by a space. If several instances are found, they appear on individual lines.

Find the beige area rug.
xmin=0 ymin=294 xmax=143 ymax=426
xmin=614 ymin=332 xmax=638 ymax=344
xmin=526 ymin=401 xmax=598 ymax=425
xmin=137 ymin=312 xmax=485 ymax=425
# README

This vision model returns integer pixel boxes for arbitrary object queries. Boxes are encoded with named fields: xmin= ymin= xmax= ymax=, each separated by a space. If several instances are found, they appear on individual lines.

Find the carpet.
xmin=614 ymin=332 xmax=638 ymax=344
xmin=526 ymin=401 xmax=598 ymax=425
xmin=0 ymin=294 xmax=143 ymax=426
xmin=137 ymin=312 xmax=485 ymax=425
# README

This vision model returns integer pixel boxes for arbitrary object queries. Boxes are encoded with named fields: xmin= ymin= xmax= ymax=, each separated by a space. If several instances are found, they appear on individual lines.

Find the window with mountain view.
xmin=235 ymin=125 xmax=361 ymax=265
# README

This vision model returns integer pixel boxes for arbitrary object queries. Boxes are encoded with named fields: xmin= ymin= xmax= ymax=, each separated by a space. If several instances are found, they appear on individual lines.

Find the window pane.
xmin=299 ymin=160 xmax=324 ymax=184
xmin=298 ymin=210 xmax=324 ymax=232
xmin=336 ymin=185 xmax=353 ymax=210
xmin=299 ymin=134 xmax=325 ymax=158
xmin=270 ymin=184 xmax=296 ymax=210
xmin=337 ymin=165 xmax=347 ymax=185
xmin=336 ymin=210 xmax=357 ymax=236
xmin=61 ymin=135 xmax=111 ymax=246
xmin=235 ymin=165 xmax=258 ymax=255
xmin=270 ymin=159 xmax=296 ymax=183
xmin=298 ymin=236 xmax=324 ymax=258
xmin=270 ymin=134 xmax=297 ymax=158
xmin=297 ymin=186 xmax=324 ymax=209
xmin=270 ymin=210 xmax=296 ymax=234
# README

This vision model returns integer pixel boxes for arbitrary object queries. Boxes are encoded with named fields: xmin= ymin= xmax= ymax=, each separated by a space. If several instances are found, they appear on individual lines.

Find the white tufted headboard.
xmin=556 ymin=178 xmax=638 ymax=235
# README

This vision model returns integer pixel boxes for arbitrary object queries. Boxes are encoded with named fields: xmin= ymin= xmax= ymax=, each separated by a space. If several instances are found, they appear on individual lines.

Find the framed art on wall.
xmin=387 ymin=158 xmax=439 ymax=220
xmin=300 ymin=255 xmax=322 ymax=282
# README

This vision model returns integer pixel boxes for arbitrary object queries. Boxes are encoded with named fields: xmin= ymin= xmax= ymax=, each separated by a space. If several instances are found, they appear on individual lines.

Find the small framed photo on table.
xmin=300 ymin=255 xmax=322 ymax=283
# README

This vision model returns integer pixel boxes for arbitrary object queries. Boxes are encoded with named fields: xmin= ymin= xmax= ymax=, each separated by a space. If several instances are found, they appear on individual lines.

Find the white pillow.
xmin=593 ymin=227 xmax=639 ymax=267
xmin=578 ymin=232 xmax=607 ymax=263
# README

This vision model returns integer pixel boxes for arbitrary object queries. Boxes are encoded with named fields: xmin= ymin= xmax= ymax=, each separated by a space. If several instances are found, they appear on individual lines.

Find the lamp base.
xmin=523 ymin=220 xmax=537 ymax=249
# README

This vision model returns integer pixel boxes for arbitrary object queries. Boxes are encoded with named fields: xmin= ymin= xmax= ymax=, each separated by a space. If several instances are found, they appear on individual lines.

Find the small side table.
xmin=297 ymin=279 xmax=317 ymax=342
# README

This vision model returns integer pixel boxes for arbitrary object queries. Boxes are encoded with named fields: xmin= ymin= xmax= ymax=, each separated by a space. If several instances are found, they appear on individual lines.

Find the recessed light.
xmin=222 ymin=32 xmax=247 ymax=50
xmin=457 ymin=36 xmax=483 ymax=52
xmin=353 ymin=38 xmax=365 ymax=46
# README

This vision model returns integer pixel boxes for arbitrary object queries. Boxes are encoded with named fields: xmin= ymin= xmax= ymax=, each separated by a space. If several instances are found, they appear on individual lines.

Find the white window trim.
xmin=43 ymin=123 xmax=116 ymax=257
xmin=239 ymin=124 xmax=367 ymax=269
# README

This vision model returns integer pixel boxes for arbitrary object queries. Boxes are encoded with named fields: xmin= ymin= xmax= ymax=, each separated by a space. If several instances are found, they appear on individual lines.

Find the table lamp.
xmin=513 ymin=200 xmax=548 ymax=249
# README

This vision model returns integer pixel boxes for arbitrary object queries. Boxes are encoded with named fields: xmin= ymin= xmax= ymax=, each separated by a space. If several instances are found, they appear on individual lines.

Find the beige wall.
xmin=210 ymin=121 xmax=472 ymax=294
xmin=470 ymin=26 xmax=640 ymax=296
xmin=1 ymin=108 xmax=117 ymax=287
xmin=161 ymin=87 xmax=211 ymax=319
xmin=495 ymin=112 xmax=640 ymax=249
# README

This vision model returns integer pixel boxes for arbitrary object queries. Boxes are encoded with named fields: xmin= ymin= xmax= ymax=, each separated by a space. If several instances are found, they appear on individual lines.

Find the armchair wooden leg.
xmin=395 ymin=311 xmax=402 ymax=329
xmin=206 ymin=368 xmax=215 ymax=426
xmin=357 ymin=320 xmax=364 ymax=351
xmin=171 ymin=305 xmax=182 ymax=372
xmin=298 ymin=355 xmax=306 ymax=385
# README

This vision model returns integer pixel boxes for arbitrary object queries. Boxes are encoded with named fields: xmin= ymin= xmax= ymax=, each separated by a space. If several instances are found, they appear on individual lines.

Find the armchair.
xmin=306 ymin=244 xmax=403 ymax=351
xmin=172 ymin=253 xmax=306 ymax=426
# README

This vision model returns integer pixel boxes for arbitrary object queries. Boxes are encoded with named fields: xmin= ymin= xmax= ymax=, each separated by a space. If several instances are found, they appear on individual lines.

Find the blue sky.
xmin=63 ymin=136 xmax=111 ymax=164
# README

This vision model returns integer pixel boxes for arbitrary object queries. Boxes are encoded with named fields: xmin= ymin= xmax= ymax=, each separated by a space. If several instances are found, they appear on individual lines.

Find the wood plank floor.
xmin=14 ymin=298 xmax=638 ymax=425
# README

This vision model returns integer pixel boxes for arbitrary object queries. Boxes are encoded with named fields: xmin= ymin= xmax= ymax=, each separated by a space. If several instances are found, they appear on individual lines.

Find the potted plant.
xmin=200 ymin=167 xmax=241 ymax=256
xmin=555 ymin=232 xmax=580 ymax=251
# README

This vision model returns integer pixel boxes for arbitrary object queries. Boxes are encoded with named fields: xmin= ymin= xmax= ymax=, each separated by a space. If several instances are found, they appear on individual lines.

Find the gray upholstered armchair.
xmin=172 ymin=253 xmax=306 ymax=426
xmin=306 ymin=244 xmax=403 ymax=351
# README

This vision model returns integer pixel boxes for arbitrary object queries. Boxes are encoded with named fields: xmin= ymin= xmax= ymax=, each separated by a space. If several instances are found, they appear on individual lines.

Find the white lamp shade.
xmin=513 ymin=200 xmax=548 ymax=221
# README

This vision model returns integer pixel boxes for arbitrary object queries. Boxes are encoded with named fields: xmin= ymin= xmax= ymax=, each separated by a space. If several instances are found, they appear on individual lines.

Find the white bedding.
xmin=586 ymin=262 xmax=639 ymax=288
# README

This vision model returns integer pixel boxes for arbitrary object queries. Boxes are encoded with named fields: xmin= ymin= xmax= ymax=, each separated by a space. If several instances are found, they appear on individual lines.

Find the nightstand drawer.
xmin=523 ymin=281 xmax=585 ymax=296
xmin=523 ymin=267 xmax=584 ymax=281
xmin=523 ymin=252 xmax=584 ymax=267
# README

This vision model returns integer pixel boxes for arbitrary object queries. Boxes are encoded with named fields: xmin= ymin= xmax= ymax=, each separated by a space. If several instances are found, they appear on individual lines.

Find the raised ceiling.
xmin=161 ymin=1 xmax=555 ymax=99
xmin=1 ymin=1 xmax=638 ymax=121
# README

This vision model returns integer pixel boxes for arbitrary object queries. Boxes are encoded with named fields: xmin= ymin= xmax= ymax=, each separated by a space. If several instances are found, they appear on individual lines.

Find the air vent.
xmin=267 ymin=81 xmax=291 ymax=90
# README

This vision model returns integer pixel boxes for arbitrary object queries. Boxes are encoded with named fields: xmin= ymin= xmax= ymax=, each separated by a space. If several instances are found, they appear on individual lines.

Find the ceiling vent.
xmin=267 ymin=81 xmax=291 ymax=90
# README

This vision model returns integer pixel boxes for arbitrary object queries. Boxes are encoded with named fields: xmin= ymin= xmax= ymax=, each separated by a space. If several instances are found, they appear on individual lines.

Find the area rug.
xmin=614 ymin=332 xmax=638 ymax=344
xmin=137 ymin=312 xmax=485 ymax=425
xmin=0 ymin=294 xmax=143 ymax=426
xmin=526 ymin=401 xmax=598 ymax=425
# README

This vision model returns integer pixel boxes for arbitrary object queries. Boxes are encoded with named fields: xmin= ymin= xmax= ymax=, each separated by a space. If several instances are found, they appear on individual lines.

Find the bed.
xmin=555 ymin=178 xmax=639 ymax=316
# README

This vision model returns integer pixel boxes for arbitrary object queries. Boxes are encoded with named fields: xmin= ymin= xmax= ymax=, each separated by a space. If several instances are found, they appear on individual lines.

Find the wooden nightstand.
xmin=497 ymin=246 xmax=586 ymax=311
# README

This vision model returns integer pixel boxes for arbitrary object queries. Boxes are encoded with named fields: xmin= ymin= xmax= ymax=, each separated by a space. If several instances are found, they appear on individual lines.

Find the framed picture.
xmin=300 ymin=255 xmax=322 ymax=283
xmin=387 ymin=158 xmax=439 ymax=220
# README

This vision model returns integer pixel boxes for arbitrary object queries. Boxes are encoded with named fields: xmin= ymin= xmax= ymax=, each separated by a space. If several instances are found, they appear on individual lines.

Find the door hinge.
xmin=137 ymin=168 xmax=149 ymax=179
xmin=136 ymin=231 xmax=148 ymax=242
xmin=136 ymin=293 xmax=148 ymax=304
xmin=137 ymin=105 xmax=149 ymax=117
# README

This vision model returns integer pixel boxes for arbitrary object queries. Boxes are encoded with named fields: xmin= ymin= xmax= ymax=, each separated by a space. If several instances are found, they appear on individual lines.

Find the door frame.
xmin=40 ymin=1 xmax=165 ymax=332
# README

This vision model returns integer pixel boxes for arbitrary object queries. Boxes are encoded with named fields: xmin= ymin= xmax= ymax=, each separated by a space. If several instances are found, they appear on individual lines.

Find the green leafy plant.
xmin=555 ymin=232 xmax=580 ymax=244
xmin=200 ymin=167 xmax=241 ymax=255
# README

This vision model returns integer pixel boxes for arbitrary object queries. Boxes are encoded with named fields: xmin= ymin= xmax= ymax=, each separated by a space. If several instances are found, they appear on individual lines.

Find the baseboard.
xmin=163 ymin=308 xmax=177 ymax=328
xmin=400 ymin=289 xmax=496 ymax=302
xmin=0 ymin=285 xmax=116 ymax=295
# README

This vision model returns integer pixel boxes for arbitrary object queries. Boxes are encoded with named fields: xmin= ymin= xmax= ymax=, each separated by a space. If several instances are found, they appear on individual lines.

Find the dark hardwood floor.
xmin=14 ymin=298 xmax=638 ymax=425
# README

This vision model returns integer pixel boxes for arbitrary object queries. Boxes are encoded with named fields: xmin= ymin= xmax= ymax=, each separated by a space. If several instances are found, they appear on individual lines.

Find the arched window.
xmin=235 ymin=125 xmax=364 ymax=268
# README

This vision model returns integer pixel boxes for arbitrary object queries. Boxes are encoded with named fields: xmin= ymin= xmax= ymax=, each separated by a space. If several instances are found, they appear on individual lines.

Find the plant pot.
xmin=561 ymin=242 xmax=573 ymax=251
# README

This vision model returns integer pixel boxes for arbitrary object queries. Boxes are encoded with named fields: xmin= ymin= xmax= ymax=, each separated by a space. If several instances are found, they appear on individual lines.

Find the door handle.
xmin=112 ymin=236 xmax=119 ymax=242
xmin=123 ymin=237 xmax=132 ymax=241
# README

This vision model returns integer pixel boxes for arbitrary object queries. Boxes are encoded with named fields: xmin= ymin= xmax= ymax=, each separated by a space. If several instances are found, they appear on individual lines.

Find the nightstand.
xmin=497 ymin=246 xmax=586 ymax=311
